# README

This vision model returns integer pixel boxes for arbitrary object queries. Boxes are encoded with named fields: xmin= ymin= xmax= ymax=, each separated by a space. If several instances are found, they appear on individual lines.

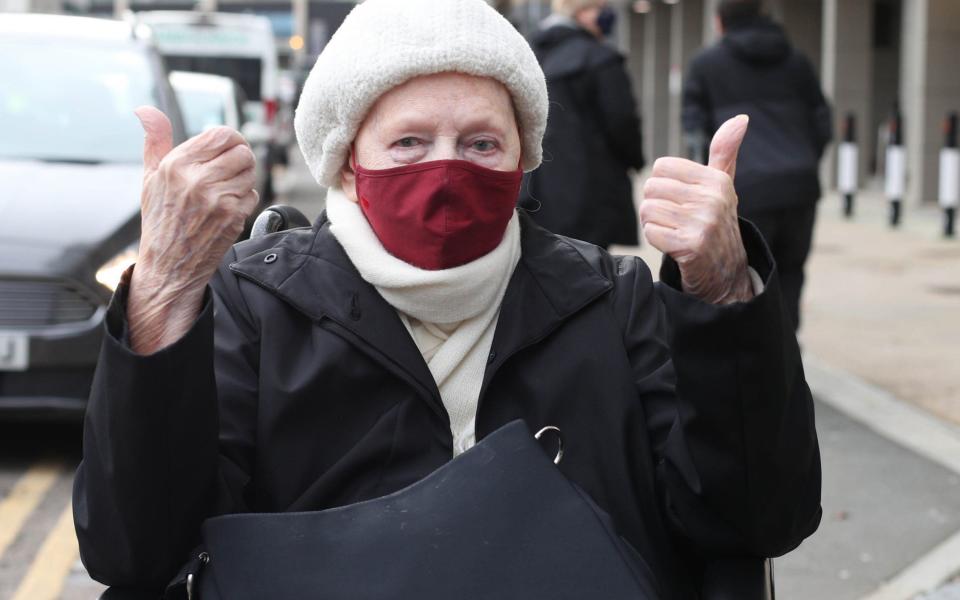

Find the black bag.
xmin=174 ymin=420 xmax=660 ymax=599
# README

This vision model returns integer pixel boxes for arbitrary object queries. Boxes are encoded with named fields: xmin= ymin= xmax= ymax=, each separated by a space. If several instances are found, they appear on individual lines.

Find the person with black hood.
xmin=682 ymin=0 xmax=832 ymax=331
xmin=522 ymin=0 xmax=644 ymax=249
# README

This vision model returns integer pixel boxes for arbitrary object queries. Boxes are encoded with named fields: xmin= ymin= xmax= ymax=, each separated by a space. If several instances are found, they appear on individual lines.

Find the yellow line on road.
xmin=11 ymin=501 xmax=79 ymax=600
xmin=0 ymin=461 xmax=62 ymax=559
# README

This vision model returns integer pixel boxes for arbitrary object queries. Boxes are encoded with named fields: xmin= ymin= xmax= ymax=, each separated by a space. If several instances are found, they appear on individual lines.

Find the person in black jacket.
xmin=73 ymin=0 xmax=820 ymax=598
xmin=682 ymin=0 xmax=832 ymax=330
xmin=521 ymin=0 xmax=644 ymax=249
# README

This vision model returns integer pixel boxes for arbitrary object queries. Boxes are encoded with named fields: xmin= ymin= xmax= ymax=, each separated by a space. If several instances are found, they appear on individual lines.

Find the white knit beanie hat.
xmin=294 ymin=0 xmax=549 ymax=188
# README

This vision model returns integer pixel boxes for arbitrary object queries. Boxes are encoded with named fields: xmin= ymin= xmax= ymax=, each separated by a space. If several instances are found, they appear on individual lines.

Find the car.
xmin=134 ymin=10 xmax=282 ymax=201
xmin=168 ymin=70 xmax=272 ymax=226
xmin=0 ymin=14 xmax=187 ymax=418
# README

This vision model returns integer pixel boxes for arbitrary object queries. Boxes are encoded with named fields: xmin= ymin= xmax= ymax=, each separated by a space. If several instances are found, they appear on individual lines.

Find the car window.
xmin=174 ymin=87 xmax=228 ymax=137
xmin=0 ymin=40 xmax=158 ymax=164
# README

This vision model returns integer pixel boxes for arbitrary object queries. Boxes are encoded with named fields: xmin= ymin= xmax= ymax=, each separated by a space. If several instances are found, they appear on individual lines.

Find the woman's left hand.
xmin=640 ymin=115 xmax=754 ymax=305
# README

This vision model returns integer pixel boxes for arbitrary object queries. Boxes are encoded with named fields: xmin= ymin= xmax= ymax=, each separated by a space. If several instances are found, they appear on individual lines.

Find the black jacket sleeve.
xmin=73 ymin=247 xmax=260 ymax=589
xmin=593 ymin=58 xmax=645 ymax=170
xmin=614 ymin=220 xmax=822 ymax=558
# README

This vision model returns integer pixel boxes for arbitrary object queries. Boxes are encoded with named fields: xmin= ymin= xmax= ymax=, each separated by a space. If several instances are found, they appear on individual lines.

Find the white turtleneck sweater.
xmin=325 ymin=188 xmax=521 ymax=456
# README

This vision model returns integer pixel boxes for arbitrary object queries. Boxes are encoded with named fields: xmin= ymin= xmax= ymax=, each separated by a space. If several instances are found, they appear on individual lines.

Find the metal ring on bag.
xmin=534 ymin=426 xmax=564 ymax=465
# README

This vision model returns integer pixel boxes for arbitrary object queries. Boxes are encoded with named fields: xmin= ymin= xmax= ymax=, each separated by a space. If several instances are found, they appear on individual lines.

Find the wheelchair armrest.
xmin=701 ymin=557 xmax=774 ymax=600
xmin=250 ymin=205 xmax=311 ymax=239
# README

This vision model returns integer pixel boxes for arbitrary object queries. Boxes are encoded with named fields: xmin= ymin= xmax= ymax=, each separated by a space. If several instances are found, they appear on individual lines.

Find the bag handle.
xmin=534 ymin=426 xmax=564 ymax=465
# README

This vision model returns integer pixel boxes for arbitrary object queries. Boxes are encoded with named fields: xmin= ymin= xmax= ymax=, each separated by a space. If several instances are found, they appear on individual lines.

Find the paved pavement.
xmin=801 ymin=187 xmax=960 ymax=427
xmin=1 ymin=153 xmax=957 ymax=599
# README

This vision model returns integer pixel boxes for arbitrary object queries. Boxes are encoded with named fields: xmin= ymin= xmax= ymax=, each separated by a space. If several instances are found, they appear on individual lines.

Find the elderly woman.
xmin=73 ymin=0 xmax=820 ymax=598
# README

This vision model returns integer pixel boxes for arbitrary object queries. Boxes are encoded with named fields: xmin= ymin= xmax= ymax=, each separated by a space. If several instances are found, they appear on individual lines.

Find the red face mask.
xmin=353 ymin=158 xmax=522 ymax=270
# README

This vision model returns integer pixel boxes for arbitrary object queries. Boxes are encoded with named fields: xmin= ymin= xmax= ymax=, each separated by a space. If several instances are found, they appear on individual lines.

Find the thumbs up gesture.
xmin=641 ymin=115 xmax=754 ymax=305
xmin=127 ymin=106 xmax=259 ymax=353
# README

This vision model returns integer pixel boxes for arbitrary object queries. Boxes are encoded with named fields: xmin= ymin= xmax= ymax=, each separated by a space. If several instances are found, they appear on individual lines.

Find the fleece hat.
xmin=294 ymin=0 xmax=549 ymax=188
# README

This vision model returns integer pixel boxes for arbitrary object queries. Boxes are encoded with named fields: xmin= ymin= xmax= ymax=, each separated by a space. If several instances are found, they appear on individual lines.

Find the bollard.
xmin=885 ymin=109 xmax=906 ymax=228
xmin=939 ymin=112 xmax=958 ymax=238
xmin=837 ymin=113 xmax=858 ymax=218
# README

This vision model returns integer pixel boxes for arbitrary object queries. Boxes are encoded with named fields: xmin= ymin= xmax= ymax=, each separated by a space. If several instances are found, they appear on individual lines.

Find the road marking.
xmin=804 ymin=355 xmax=960 ymax=598
xmin=0 ymin=461 xmax=62 ymax=558
xmin=10 ymin=501 xmax=79 ymax=600
xmin=861 ymin=528 xmax=960 ymax=600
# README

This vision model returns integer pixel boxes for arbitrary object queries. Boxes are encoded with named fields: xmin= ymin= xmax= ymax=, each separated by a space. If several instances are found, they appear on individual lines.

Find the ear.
xmin=339 ymin=151 xmax=359 ymax=203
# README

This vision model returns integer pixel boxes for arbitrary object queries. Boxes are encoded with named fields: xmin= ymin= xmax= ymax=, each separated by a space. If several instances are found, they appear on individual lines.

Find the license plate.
xmin=0 ymin=332 xmax=28 ymax=371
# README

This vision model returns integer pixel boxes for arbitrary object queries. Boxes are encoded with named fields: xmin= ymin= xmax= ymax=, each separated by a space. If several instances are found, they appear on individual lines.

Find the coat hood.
xmin=531 ymin=18 xmax=583 ymax=51
xmin=722 ymin=17 xmax=791 ymax=65
xmin=531 ymin=20 xmax=620 ymax=81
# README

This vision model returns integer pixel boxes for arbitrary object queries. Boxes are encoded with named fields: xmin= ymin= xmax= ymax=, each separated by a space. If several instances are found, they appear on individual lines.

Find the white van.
xmin=136 ymin=11 xmax=280 ymax=197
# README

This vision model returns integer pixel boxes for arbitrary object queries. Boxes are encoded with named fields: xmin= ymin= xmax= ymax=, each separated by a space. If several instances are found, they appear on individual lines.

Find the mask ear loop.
xmin=349 ymin=144 xmax=366 ymax=208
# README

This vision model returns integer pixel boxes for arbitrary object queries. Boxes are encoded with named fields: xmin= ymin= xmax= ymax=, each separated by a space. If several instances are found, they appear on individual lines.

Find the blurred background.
xmin=0 ymin=0 xmax=958 ymax=599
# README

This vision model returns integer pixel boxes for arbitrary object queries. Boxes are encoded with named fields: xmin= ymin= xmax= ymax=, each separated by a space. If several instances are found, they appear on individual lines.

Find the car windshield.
xmin=175 ymin=87 xmax=227 ymax=137
xmin=0 ymin=39 xmax=158 ymax=163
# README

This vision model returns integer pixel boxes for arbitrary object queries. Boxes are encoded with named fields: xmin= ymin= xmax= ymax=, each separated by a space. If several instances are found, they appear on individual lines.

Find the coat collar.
xmin=228 ymin=211 xmax=613 ymax=407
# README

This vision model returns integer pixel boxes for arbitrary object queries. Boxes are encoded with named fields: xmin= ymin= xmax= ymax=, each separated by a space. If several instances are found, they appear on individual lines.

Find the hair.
xmin=551 ymin=0 xmax=603 ymax=18
xmin=717 ymin=0 xmax=763 ymax=29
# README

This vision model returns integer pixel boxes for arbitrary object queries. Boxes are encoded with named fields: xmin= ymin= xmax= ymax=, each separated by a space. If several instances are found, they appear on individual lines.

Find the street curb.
xmin=803 ymin=354 xmax=960 ymax=599
xmin=804 ymin=355 xmax=960 ymax=477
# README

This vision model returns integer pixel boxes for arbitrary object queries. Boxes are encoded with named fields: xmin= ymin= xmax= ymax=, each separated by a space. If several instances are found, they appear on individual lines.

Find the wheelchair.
xmin=99 ymin=205 xmax=775 ymax=600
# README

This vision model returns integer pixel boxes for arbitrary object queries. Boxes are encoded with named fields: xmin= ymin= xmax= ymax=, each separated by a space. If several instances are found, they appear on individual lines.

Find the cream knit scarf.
xmin=326 ymin=188 xmax=521 ymax=456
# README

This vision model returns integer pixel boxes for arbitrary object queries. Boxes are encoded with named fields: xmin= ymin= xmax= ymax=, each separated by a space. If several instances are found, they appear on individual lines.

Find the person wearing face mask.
xmin=73 ymin=0 xmax=820 ymax=597
xmin=521 ymin=0 xmax=645 ymax=250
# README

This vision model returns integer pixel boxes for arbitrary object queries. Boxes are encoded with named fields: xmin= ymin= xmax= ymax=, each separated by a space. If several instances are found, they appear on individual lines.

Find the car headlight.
xmin=96 ymin=245 xmax=139 ymax=292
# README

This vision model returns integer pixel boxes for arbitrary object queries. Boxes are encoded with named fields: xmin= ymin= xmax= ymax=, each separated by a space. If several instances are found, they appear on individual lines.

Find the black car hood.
xmin=0 ymin=159 xmax=142 ymax=280
xmin=723 ymin=18 xmax=792 ymax=65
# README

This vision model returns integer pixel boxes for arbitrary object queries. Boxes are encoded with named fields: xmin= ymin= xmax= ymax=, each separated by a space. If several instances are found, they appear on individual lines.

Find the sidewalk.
xmin=618 ymin=183 xmax=960 ymax=599
xmin=801 ymin=188 xmax=960 ymax=427
xmin=620 ymin=184 xmax=959 ymax=426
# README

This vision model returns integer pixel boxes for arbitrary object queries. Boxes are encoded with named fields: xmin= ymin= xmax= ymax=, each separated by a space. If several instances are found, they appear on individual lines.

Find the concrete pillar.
xmin=293 ymin=0 xmax=309 ymax=66
xmin=703 ymin=0 xmax=720 ymax=45
xmin=779 ymin=0 xmax=823 ymax=75
xmin=626 ymin=10 xmax=646 ymax=122
xmin=821 ymin=0 xmax=873 ymax=188
xmin=642 ymin=1 xmax=671 ymax=161
xmin=668 ymin=0 xmax=704 ymax=157
xmin=900 ymin=0 xmax=960 ymax=205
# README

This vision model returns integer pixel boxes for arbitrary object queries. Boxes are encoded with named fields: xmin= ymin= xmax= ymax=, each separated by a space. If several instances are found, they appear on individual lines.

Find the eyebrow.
xmin=376 ymin=109 xmax=514 ymax=140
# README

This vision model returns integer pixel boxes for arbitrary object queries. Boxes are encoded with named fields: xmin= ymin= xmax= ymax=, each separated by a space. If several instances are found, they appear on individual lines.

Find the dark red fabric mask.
xmin=354 ymin=159 xmax=522 ymax=270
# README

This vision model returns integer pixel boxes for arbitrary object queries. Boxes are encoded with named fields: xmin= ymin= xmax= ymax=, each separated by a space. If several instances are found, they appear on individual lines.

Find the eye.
xmin=394 ymin=137 xmax=421 ymax=148
xmin=470 ymin=139 xmax=498 ymax=152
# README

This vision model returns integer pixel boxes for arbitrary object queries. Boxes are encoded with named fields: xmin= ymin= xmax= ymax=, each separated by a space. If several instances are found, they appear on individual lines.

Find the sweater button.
xmin=487 ymin=350 xmax=496 ymax=364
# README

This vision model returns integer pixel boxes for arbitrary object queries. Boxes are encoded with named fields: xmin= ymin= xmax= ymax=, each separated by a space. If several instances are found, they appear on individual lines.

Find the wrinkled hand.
xmin=641 ymin=115 xmax=753 ymax=305
xmin=128 ymin=106 xmax=259 ymax=353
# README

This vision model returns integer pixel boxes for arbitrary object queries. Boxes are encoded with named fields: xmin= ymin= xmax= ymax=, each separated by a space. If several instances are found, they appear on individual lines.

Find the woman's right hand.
xmin=127 ymin=106 xmax=259 ymax=355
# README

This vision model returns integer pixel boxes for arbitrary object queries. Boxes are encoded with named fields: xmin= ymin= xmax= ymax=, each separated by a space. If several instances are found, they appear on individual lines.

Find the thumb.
xmin=134 ymin=106 xmax=173 ymax=174
xmin=707 ymin=114 xmax=749 ymax=179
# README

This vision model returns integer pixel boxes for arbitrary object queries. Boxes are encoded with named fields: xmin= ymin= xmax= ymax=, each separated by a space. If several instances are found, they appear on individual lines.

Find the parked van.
xmin=136 ymin=10 xmax=280 ymax=198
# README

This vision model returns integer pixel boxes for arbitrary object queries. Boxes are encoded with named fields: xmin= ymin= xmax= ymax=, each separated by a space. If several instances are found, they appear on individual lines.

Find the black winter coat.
xmin=73 ymin=212 xmax=821 ymax=599
xmin=682 ymin=17 xmax=833 ymax=213
xmin=521 ymin=23 xmax=644 ymax=247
